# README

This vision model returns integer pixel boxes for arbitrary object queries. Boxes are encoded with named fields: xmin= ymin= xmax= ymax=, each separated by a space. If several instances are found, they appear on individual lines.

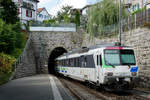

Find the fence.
xmin=31 ymin=21 xmax=76 ymax=28
xmin=122 ymin=8 xmax=150 ymax=31
xmin=86 ymin=8 xmax=150 ymax=37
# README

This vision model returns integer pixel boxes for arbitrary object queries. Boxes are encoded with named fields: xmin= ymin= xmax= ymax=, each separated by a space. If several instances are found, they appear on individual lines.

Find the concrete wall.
xmin=30 ymin=27 xmax=76 ymax=32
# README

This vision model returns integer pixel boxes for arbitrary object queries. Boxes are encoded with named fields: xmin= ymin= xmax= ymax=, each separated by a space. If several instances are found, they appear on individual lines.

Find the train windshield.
xmin=104 ymin=49 xmax=136 ymax=66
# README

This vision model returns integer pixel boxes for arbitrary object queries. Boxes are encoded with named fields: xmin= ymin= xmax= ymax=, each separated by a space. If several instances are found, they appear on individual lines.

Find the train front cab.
xmin=96 ymin=46 xmax=138 ymax=90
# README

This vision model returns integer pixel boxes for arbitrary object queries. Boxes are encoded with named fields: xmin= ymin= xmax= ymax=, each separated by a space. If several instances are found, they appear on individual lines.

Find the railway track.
xmin=58 ymin=76 xmax=150 ymax=100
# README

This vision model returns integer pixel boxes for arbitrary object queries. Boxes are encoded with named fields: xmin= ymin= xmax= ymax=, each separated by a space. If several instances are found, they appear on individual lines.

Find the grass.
xmin=0 ymin=73 xmax=12 ymax=86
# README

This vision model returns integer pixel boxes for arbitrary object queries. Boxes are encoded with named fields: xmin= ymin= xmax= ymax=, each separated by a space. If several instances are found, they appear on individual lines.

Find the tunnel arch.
xmin=48 ymin=47 xmax=67 ymax=74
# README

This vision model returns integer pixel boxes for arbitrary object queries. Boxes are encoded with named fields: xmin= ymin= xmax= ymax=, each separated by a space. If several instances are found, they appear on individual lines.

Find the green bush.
xmin=0 ymin=53 xmax=16 ymax=74
xmin=43 ymin=19 xmax=57 ymax=26
xmin=0 ymin=72 xmax=12 ymax=85
xmin=0 ymin=20 xmax=16 ymax=54
xmin=0 ymin=0 xmax=19 ymax=24
xmin=0 ymin=19 xmax=27 ymax=56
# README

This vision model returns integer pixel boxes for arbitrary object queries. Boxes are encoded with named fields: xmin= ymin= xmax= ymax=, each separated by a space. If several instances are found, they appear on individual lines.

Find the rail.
xmin=59 ymin=76 xmax=150 ymax=100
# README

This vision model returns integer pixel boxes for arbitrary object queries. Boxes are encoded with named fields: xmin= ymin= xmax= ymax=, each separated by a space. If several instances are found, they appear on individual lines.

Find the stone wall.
xmin=14 ymin=36 xmax=37 ymax=78
xmin=14 ymin=31 xmax=83 ymax=78
xmin=30 ymin=31 xmax=83 ymax=74
xmin=82 ymin=28 xmax=150 ymax=88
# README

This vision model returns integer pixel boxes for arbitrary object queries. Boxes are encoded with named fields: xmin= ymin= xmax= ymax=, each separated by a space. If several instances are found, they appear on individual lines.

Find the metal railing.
xmin=13 ymin=34 xmax=32 ymax=72
xmin=84 ymin=8 xmax=150 ymax=37
xmin=31 ymin=22 xmax=76 ymax=28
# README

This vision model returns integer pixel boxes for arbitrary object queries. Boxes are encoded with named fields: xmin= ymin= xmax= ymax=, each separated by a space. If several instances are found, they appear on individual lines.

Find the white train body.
xmin=56 ymin=43 xmax=138 ymax=90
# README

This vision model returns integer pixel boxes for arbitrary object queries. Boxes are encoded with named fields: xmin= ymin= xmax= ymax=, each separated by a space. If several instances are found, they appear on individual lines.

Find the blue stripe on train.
xmin=130 ymin=66 xmax=138 ymax=72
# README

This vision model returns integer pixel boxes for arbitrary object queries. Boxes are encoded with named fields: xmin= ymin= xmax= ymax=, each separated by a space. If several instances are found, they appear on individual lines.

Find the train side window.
xmin=77 ymin=57 xmax=80 ymax=67
xmin=97 ymin=55 xmax=99 ymax=65
xmin=79 ymin=57 xmax=82 ymax=67
xmin=64 ymin=60 xmax=65 ymax=66
xmin=100 ymin=55 xmax=102 ymax=66
xmin=65 ymin=59 xmax=66 ymax=66
xmin=71 ymin=58 xmax=73 ymax=67
xmin=68 ymin=59 xmax=70 ymax=67
xmin=97 ymin=55 xmax=102 ymax=66
xmin=63 ymin=60 xmax=65 ymax=66
xmin=75 ymin=58 xmax=77 ymax=67
xmin=67 ymin=60 xmax=68 ymax=66
xmin=84 ymin=56 xmax=87 ymax=67
xmin=73 ymin=58 xmax=75 ymax=67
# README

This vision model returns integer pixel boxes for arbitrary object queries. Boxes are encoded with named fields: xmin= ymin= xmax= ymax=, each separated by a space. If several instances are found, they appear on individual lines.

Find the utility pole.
xmin=119 ymin=0 xmax=122 ymax=45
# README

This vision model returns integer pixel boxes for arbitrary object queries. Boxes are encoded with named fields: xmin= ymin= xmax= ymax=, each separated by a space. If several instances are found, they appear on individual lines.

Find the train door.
xmin=95 ymin=53 xmax=103 ymax=84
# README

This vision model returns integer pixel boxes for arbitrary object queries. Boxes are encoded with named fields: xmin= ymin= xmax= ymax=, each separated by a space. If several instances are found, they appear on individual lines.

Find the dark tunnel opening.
xmin=48 ymin=47 xmax=67 ymax=74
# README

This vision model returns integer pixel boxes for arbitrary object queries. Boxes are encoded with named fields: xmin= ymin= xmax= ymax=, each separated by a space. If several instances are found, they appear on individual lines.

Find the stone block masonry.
xmin=14 ymin=30 xmax=83 ymax=78
xmin=14 ymin=36 xmax=37 ymax=78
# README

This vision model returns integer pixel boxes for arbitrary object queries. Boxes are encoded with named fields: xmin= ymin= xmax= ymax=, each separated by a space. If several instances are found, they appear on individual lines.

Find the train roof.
xmin=57 ymin=42 xmax=133 ymax=59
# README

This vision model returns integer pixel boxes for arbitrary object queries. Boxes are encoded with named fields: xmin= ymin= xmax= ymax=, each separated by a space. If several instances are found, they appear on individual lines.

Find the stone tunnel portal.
xmin=48 ymin=47 xmax=67 ymax=74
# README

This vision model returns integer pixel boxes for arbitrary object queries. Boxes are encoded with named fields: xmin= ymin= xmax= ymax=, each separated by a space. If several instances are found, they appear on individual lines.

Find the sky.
xmin=38 ymin=0 xmax=99 ymax=16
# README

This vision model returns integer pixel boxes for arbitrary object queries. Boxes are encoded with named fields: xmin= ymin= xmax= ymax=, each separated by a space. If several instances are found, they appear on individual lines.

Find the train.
xmin=55 ymin=42 xmax=138 ymax=90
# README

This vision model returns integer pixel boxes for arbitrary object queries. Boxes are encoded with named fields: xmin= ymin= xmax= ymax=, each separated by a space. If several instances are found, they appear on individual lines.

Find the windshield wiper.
xmin=105 ymin=60 xmax=115 ymax=68
xmin=125 ymin=64 xmax=131 ymax=69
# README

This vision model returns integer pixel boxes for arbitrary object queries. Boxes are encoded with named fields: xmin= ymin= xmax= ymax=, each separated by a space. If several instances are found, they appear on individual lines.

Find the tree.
xmin=0 ymin=1 xmax=3 ymax=16
xmin=12 ymin=22 xmax=24 ymax=48
xmin=56 ymin=5 xmax=73 ymax=23
xmin=75 ymin=10 xmax=80 ymax=27
xmin=0 ymin=19 xmax=26 ymax=55
xmin=87 ymin=0 xmax=128 ymax=37
xmin=0 ymin=0 xmax=19 ymax=24
xmin=0 ymin=19 xmax=16 ymax=54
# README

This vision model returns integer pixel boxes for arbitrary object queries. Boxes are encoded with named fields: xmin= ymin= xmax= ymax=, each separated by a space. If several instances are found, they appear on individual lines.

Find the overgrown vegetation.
xmin=75 ymin=10 xmax=80 ymax=28
xmin=132 ymin=6 xmax=146 ymax=15
xmin=0 ymin=0 xmax=27 ymax=85
xmin=87 ymin=0 xmax=128 ymax=37
xmin=0 ymin=53 xmax=16 ymax=85
xmin=0 ymin=0 xmax=19 ymax=24
xmin=0 ymin=53 xmax=16 ymax=74
xmin=57 ymin=5 xmax=73 ymax=23
xmin=30 ymin=5 xmax=80 ymax=28
xmin=55 ymin=5 xmax=80 ymax=27
xmin=43 ymin=19 xmax=58 ymax=27
xmin=0 ymin=73 xmax=12 ymax=85
xmin=0 ymin=19 xmax=27 ymax=57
